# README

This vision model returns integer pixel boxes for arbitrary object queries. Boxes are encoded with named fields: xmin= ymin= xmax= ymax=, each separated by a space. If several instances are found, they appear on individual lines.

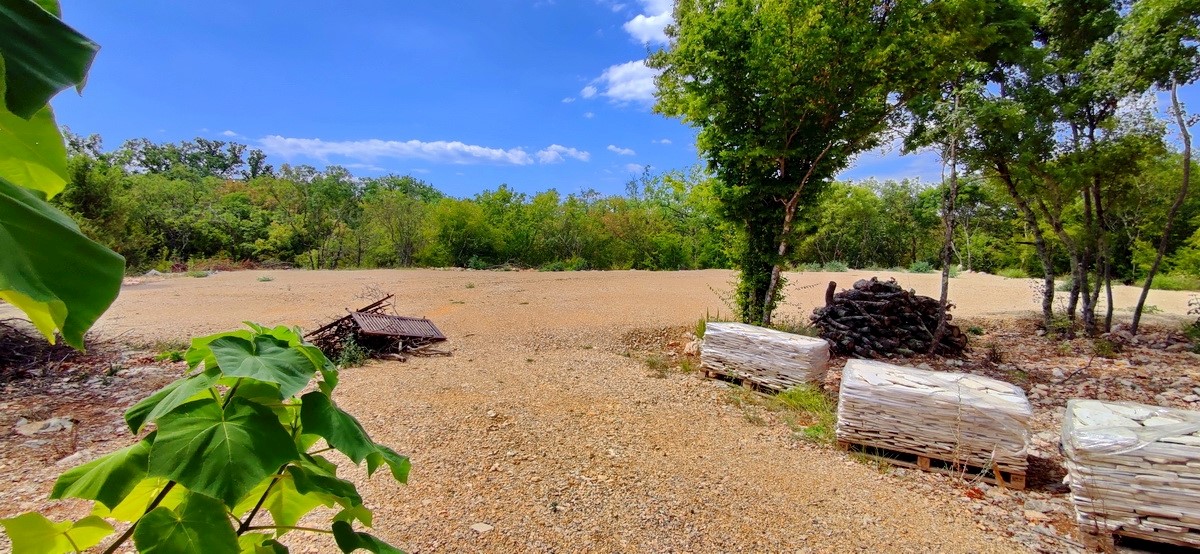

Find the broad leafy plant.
xmin=0 ymin=0 xmax=124 ymax=347
xmin=1 ymin=323 xmax=410 ymax=553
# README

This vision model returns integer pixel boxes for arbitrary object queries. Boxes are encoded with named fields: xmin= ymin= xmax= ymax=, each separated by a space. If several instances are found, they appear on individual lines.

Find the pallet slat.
xmin=837 ymin=439 xmax=1026 ymax=489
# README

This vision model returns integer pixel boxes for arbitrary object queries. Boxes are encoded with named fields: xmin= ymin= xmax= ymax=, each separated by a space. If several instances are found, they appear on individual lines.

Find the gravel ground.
xmin=3 ymin=268 xmax=1197 ymax=552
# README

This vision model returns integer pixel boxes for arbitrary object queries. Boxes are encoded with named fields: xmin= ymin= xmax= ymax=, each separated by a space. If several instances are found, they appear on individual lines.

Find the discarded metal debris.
xmin=305 ymin=295 xmax=449 ymax=362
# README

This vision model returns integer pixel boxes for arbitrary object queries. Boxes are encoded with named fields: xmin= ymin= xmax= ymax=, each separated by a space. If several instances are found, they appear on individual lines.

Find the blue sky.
xmin=55 ymin=1 xmax=1191 ymax=198
xmin=51 ymin=0 xmax=946 ymax=197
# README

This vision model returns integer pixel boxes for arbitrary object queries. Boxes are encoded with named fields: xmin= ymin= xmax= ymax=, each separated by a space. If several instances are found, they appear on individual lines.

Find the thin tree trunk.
xmin=1133 ymin=80 xmax=1192 ymax=334
xmin=932 ymin=96 xmax=959 ymax=353
xmin=762 ymin=205 xmax=797 ymax=327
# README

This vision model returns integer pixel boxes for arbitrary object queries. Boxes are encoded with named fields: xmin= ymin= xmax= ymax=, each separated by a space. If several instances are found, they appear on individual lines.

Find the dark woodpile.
xmin=305 ymin=295 xmax=449 ymax=362
xmin=810 ymin=277 xmax=967 ymax=358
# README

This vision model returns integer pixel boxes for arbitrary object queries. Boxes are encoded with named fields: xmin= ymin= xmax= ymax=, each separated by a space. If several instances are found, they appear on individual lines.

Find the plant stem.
xmin=244 ymin=525 xmax=332 ymax=534
xmin=101 ymin=481 xmax=177 ymax=554
xmin=221 ymin=378 xmax=243 ymax=409
xmin=237 ymin=465 xmax=288 ymax=535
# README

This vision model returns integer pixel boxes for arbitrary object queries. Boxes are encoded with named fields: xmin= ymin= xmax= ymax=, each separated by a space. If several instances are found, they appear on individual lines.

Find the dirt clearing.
xmin=3 ymin=269 xmax=1198 ymax=552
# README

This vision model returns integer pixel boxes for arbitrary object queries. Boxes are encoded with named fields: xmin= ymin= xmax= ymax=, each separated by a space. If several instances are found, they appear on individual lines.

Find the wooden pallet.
xmin=1080 ymin=526 xmax=1200 ymax=551
xmin=702 ymin=369 xmax=778 ymax=392
xmin=837 ymin=439 xmax=1026 ymax=490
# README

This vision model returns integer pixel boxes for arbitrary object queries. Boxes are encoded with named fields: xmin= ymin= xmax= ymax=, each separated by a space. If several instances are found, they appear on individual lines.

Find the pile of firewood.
xmin=810 ymin=277 xmax=967 ymax=358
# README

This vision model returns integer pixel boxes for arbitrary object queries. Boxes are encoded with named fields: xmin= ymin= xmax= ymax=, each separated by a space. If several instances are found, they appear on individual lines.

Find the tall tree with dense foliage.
xmin=1115 ymin=0 xmax=1200 ymax=333
xmin=651 ymin=0 xmax=973 ymax=325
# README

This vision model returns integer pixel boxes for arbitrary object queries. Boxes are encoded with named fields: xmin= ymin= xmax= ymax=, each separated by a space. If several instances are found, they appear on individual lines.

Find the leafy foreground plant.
xmin=0 ymin=323 xmax=409 ymax=553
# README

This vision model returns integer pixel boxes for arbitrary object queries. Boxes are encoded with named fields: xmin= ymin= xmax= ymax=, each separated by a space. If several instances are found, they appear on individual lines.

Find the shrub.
xmin=822 ymin=260 xmax=849 ymax=272
xmin=337 ymin=338 xmax=370 ymax=368
xmin=153 ymin=350 xmax=184 ymax=363
xmin=798 ymin=262 xmax=823 ymax=272
xmin=466 ymin=255 xmax=489 ymax=270
xmin=907 ymin=261 xmax=934 ymax=274
xmin=771 ymin=315 xmax=818 ymax=337
xmin=997 ymin=267 xmax=1027 ymax=279
xmin=256 ymin=275 xmax=274 ymax=282
xmin=1055 ymin=278 xmax=1073 ymax=292
xmin=775 ymin=385 xmax=837 ymax=444
xmin=1151 ymin=273 xmax=1200 ymax=291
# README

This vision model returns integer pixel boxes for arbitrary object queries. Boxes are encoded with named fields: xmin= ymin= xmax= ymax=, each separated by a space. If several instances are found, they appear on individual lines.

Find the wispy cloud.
xmin=625 ymin=163 xmax=647 ymax=174
xmin=258 ymin=136 xmax=589 ymax=166
xmin=607 ymin=144 xmax=636 ymax=156
xmin=562 ymin=97 xmax=576 ymax=103
xmin=583 ymin=60 xmax=659 ymax=104
xmin=221 ymin=130 xmax=244 ymax=139
xmin=583 ymin=112 xmax=595 ymax=119
xmin=652 ymin=138 xmax=671 ymax=145
xmin=536 ymin=144 xmax=591 ymax=164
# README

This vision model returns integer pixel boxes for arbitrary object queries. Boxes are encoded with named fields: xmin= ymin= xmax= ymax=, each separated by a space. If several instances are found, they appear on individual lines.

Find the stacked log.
xmin=700 ymin=322 xmax=829 ymax=390
xmin=811 ymin=277 xmax=967 ymax=358
xmin=836 ymin=359 xmax=1031 ymax=472
xmin=1063 ymin=399 xmax=1200 ymax=548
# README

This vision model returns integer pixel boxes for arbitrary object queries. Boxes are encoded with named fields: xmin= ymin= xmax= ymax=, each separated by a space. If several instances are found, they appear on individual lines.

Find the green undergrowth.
xmin=725 ymin=384 xmax=837 ymax=444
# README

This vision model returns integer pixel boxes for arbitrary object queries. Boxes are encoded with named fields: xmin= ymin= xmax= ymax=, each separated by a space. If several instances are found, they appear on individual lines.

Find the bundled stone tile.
xmin=1063 ymin=399 xmax=1200 ymax=548
xmin=836 ymin=359 xmax=1032 ymax=472
xmin=700 ymin=322 xmax=829 ymax=390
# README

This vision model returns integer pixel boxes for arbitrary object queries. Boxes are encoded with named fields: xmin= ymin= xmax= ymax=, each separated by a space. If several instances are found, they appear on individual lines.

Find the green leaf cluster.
xmin=0 ymin=0 xmax=123 ymax=348
xmin=1 ymin=323 xmax=410 ymax=553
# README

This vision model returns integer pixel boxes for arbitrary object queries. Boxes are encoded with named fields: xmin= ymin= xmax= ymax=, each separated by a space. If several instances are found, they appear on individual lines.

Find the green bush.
xmin=775 ymin=385 xmax=836 ymax=444
xmin=1151 ymin=273 xmax=1200 ymax=291
xmin=798 ymin=262 xmax=823 ymax=272
xmin=337 ymin=338 xmax=370 ymax=368
xmin=907 ymin=260 xmax=934 ymax=273
xmin=822 ymin=260 xmax=849 ymax=272
xmin=997 ymin=267 xmax=1028 ymax=279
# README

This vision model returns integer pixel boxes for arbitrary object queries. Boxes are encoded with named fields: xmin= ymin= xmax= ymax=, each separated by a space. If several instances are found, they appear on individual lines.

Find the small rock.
xmin=470 ymin=523 xmax=494 ymax=534
xmin=15 ymin=417 xmax=74 ymax=436
xmin=1023 ymin=510 xmax=1051 ymax=522
xmin=1023 ymin=499 xmax=1055 ymax=513
xmin=684 ymin=341 xmax=700 ymax=355
xmin=1166 ymin=343 xmax=1191 ymax=353
xmin=144 ymin=269 xmax=163 ymax=276
xmin=486 ymin=410 xmax=497 ymax=419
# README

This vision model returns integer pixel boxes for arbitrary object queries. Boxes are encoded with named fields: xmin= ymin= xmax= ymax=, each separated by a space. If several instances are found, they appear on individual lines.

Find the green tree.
xmin=651 ymin=0 xmax=971 ymax=325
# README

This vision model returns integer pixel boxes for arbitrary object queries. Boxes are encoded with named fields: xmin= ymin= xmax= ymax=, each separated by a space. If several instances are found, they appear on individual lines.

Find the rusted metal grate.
xmin=349 ymin=312 xmax=446 ymax=341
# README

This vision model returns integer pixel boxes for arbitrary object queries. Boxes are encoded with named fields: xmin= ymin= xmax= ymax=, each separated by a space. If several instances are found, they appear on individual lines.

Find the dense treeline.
xmin=54 ymin=133 xmax=735 ymax=272
xmin=55 ymin=133 xmax=1200 ymax=295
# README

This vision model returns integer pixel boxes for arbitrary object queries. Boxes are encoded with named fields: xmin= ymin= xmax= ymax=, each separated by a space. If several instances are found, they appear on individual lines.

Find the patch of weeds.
xmin=679 ymin=358 xmax=698 ymax=373
xmin=1151 ymin=273 xmax=1200 ymax=291
xmin=996 ymin=267 xmax=1027 ymax=279
xmin=336 ymin=339 xmax=369 ymax=368
xmin=645 ymin=354 xmax=669 ymax=378
xmin=743 ymin=411 xmax=766 ymax=425
xmin=770 ymin=315 xmax=818 ymax=337
xmin=465 ymin=282 xmax=475 ymax=289
xmin=1047 ymin=312 xmax=1076 ymax=339
xmin=1055 ymin=341 xmax=1073 ymax=357
xmin=1092 ymin=337 xmax=1120 ymax=359
xmin=1141 ymin=304 xmax=1163 ymax=315
xmin=106 ymin=363 xmax=123 ymax=377
xmin=907 ymin=260 xmax=934 ymax=274
xmin=967 ymin=325 xmax=985 ymax=336
xmin=695 ymin=308 xmax=730 ymax=339
xmin=849 ymin=452 xmax=894 ymax=474
xmin=451 ymin=300 xmax=466 ymax=305
xmin=1006 ymin=368 xmax=1029 ymax=384
xmin=984 ymin=342 xmax=1004 ymax=364
xmin=185 ymin=270 xmax=210 ymax=278
xmin=948 ymin=265 xmax=960 ymax=278
xmin=775 ymin=385 xmax=836 ymax=444
xmin=822 ymin=260 xmax=849 ymax=272
xmin=798 ymin=262 xmax=823 ymax=272
xmin=257 ymin=276 xmax=274 ymax=282
xmin=1055 ymin=278 xmax=1073 ymax=292
xmin=154 ymin=350 xmax=184 ymax=363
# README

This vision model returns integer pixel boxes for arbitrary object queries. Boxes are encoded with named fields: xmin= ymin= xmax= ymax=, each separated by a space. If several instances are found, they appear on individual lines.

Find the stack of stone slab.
xmin=700 ymin=322 xmax=829 ymax=390
xmin=836 ymin=359 xmax=1032 ymax=474
xmin=1062 ymin=399 xmax=1200 ymax=548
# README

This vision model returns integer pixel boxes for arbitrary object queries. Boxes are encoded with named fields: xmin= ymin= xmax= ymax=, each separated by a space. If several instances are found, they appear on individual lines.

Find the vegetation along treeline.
xmin=54 ymin=131 xmax=1200 ymax=293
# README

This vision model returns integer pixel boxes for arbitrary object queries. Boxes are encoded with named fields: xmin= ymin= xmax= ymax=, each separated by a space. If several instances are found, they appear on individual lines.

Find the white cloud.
xmin=652 ymin=138 xmax=672 ymax=145
xmin=607 ymin=144 xmax=636 ymax=156
xmin=580 ymin=85 xmax=598 ymax=99
xmin=625 ymin=163 xmax=646 ymax=174
xmin=562 ymin=97 xmax=576 ymax=103
xmin=258 ymin=136 xmax=580 ymax=166
xmin=583 ymin=112 xmax=595 ymax=119
xmin=536 ymin=144 xmax=591 ymax=164
xmin=585 ymin=60 xmax=659 ymax=104
xmin=623 ymin=0 xmax=672 ymax=44
xmin=221 ymin=130 xmax=243 ymax=138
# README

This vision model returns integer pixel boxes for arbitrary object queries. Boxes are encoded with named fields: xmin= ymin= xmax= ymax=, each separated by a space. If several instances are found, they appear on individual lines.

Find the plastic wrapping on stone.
xmin=700 ymin=322 xmax=830 ymax=390
xmin=836 ymin=359 xmax=1032 ymax=470
xmin=1063 ymin=399 xmax=1200 ymax=457
xmin=1061 ymin=400 xmax=1200 ymax=544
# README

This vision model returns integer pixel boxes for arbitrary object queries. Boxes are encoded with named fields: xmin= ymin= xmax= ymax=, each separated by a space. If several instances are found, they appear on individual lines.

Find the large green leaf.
xmin=124 ymin=369 xmax=219 ymax=433
xmin=185 ymin=329 xmax=253 ymax=370
xmin=0 ymin=513 xmax=113 ymax=554
xmin=148 ymin=398 xmax=298 ymax=506
xmin=132 ymin=491 xmax=238 ymax=554
xmin=238 ymin=533 xmax=289 ymax=554
xmin=232 ymin=471 xmax=332 ymax=531
xmin=0 ymin=105 xmax=68 ymax=197
xmin=51 ymin=433 xmax=152 ymax=508
xmin=366 ymin=444 xmax=411 ymax=484
xmin=90 ymin=477 xmax=185 ymax=523
xmin=0 ymin=0 xmax=99 ymax=118
xmin=0 ymin=175 xmax=124 ymax=348
xmin=300 ymin=391 xmax=376 ymax=463
xmin=289 ymin=463 xmax=362 ymax=507
xmin=209 ymin=335 xmax=317 ymax=398
xmin=331 ymin=521 xmax=404 ymax=554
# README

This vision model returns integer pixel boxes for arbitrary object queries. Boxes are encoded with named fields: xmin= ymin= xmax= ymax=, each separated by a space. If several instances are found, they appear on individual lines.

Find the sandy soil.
xmin=3 ymin=269 xmax=1198 ymax=552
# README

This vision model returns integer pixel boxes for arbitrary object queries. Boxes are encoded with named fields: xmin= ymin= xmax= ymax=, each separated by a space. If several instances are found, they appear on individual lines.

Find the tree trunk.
xmin=762 ymin=203 xmax=798 ymax=327
xmin=932 ymin=97 xmax=959 ymax=353
xmin=1133 ymin=80 xmax=1192 ymax=334
xmin=997 ymin=166 xmax=1054 ymax=328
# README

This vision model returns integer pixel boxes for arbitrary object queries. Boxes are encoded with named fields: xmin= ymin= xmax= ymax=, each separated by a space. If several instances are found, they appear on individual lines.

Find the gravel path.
xmin=12 ymin=268 xmax=1194 ymax=552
